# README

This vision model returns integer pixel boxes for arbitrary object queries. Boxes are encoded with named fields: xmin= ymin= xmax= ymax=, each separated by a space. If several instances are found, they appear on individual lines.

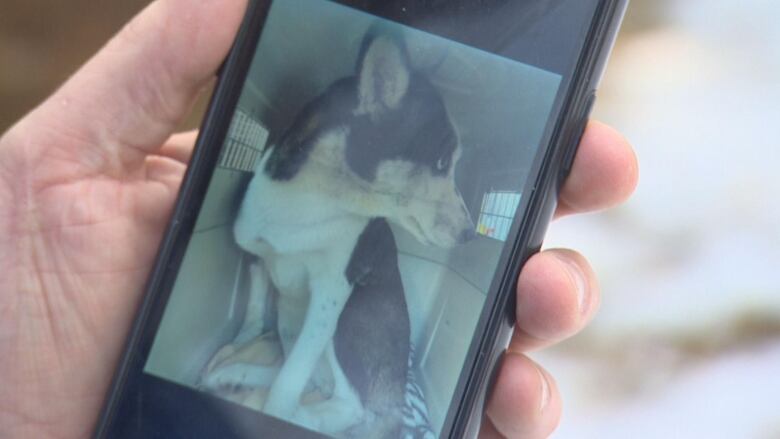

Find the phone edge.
xmin=449 ymin=0 xmax=630 ymax=436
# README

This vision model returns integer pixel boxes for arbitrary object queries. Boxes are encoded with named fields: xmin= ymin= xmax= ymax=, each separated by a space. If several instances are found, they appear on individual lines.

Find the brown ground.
xmin=0 ymin=0 xmax=212 ymax=134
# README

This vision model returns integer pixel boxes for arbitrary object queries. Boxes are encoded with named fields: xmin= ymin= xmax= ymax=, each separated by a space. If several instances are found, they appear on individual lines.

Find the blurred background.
xmin=2 ymin=1 xmax=778 ymax=438
xmin=542 ymin=0 xmax=780 ymax=437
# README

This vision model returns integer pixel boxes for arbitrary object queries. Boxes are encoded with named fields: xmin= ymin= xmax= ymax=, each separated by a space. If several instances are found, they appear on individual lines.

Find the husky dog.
xmin=203 ymin=28 xmax=474 ymax=438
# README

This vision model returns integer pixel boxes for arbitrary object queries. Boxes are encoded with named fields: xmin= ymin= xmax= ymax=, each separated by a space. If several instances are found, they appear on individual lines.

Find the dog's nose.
xmin=458 ymin=227 xmax=476 ymax=244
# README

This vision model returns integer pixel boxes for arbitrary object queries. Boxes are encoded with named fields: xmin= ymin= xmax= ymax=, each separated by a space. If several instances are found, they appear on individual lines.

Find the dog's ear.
xmin=355 ymin=32 xmax=410 ymax=118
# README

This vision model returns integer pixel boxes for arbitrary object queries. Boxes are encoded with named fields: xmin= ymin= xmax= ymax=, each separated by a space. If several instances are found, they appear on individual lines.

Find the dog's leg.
xmin=263 ymin=273 xmax=351 ymax=423
xmin=276 ymin=287 xmax=335 ymax=398
xmin=234 ymin=261 xmax=270 ymax=345
xmin=233 ymin=210 xmax=275 ymax=344
xmin=292 ymin=342 xmax=365 ymax=434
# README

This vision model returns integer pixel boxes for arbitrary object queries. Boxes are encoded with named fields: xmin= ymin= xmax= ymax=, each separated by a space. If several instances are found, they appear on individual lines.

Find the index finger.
xmin=555 ymin=120 xmax=638 ymax=218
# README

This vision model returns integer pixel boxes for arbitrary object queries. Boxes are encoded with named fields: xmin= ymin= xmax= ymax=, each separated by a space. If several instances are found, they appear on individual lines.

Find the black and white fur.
xmin=203 ymin=29 xmax=474 ymax=438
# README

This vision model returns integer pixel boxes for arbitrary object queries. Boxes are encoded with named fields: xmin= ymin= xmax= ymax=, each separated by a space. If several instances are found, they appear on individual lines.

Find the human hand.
xmin=479 ymin=120 xmax=637 ymax=438
xmin=0 ymin=1 xmax=637 ymax=438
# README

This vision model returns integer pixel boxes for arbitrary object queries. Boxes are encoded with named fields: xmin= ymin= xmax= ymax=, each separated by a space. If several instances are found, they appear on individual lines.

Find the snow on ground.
xmin=540 ymin=0 xmax=780 ymax=437
xmin=544 ymin=342 xmax=780 ymax=439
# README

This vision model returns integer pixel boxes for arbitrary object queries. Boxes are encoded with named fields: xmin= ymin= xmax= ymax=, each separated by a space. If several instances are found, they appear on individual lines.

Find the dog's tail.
xmin=346 ymin=346 xmax=435 ymax=439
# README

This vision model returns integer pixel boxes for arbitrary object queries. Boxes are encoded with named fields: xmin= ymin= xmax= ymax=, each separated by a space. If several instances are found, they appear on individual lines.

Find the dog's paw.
xmin=201 ymin=363 xmax=246 ymax=391
xmin=290 ymin=398 xmax=366 ymax=435
xmin=204 ymin=343 xmax=239 ymax=374
xmin=201 ymin=363 xmax=277 ymax=392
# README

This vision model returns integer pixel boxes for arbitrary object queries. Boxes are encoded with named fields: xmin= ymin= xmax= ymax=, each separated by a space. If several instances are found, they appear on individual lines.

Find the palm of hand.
xmin=0 ymin=1 xmax=242 ymax=436
xmin=0 ymin=128 xmax=183 ymax=437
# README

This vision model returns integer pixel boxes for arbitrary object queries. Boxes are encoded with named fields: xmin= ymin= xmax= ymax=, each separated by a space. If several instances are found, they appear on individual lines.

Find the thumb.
xmin=10 ymin=0 xmax=247 ymax=171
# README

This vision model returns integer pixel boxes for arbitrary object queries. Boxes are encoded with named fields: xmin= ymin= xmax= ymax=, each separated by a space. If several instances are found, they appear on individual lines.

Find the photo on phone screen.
xmin=142 ymin=0 xmax=562 ymax=437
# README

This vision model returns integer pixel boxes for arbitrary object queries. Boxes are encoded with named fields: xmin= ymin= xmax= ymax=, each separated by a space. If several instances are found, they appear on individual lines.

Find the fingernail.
xmin=537 ymin=366 xmax=551 ymax=412
xmin=556 ymin=253 xmax=589 ymax=315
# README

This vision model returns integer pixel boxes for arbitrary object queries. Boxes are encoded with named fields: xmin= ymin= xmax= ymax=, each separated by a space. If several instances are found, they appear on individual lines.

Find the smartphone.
xmin=95 ymin=1 xmax=627 ymax=438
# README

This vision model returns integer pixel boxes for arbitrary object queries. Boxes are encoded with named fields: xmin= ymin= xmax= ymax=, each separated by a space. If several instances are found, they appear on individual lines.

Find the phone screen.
xmin=111 ymin=0 xmax=604 ymax=438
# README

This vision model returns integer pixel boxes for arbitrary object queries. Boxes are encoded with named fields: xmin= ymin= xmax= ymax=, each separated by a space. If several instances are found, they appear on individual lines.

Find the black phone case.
xmin=94 ymin=1 xmax=629 ymax=437
xmin=453 ymin=1 xmax=629 ymax=435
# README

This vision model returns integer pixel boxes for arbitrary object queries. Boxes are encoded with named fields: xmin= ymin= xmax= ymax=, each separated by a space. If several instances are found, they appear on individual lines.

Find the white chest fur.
xmin=233 ymin=128 xmax=370 ymax=292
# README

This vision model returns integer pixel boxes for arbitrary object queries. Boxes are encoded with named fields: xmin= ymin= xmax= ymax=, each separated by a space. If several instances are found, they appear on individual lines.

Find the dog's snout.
xmin=458 ymin=227 xmax=476 ymax=244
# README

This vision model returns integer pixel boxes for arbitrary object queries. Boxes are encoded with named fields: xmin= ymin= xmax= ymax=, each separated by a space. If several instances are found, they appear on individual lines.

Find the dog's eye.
xmin=436 ymin=156 xmax=450 ymax=172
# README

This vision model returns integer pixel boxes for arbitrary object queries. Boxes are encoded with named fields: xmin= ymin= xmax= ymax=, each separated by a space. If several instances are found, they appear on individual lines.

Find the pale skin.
xmin=0 ymin=0 xmax=638 ymax=438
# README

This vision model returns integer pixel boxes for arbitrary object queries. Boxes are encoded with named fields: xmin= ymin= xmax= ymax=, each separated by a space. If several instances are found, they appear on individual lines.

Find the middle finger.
xmin=510 ymin=249 xmax=600 ymax=352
